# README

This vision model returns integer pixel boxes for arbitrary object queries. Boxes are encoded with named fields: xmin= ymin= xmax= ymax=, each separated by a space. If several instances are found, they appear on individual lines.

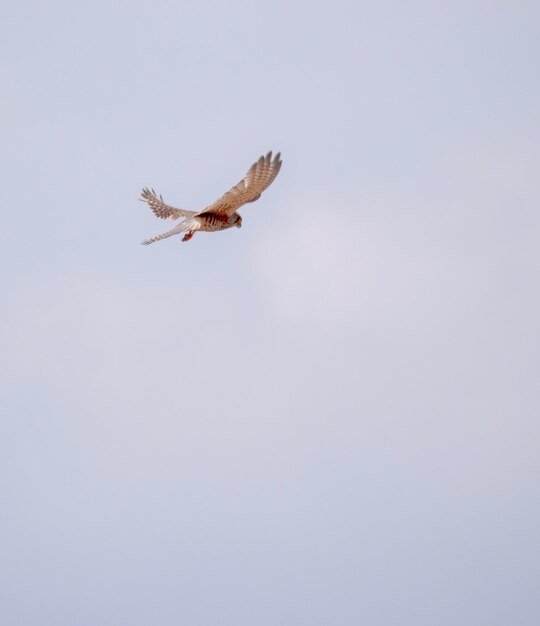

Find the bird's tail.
xmin=141 ymin=218 xmax=199 ymax=245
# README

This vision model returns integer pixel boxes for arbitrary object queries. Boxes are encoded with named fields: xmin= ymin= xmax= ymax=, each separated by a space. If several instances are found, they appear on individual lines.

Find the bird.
xmin=140 ymin=151 xmax=282 ymax=245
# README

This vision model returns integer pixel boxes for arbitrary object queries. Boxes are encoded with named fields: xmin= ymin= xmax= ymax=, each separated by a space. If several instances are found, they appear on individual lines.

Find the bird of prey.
xmin=140 ymin=151 xmax=282 ymax=245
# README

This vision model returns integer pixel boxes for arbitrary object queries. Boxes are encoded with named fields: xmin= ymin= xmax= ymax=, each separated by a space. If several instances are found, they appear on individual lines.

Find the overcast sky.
xmin=1 ymin=1 xmax=539 ymax=625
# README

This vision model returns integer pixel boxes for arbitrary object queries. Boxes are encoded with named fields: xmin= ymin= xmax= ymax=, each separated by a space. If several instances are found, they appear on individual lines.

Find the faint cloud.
xmin=251 ymin=200 xmax=491 ymax=334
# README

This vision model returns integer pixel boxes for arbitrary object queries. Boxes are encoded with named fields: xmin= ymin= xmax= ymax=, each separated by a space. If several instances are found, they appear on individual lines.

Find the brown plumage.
xmin=140 ymin=151 xmax=282 ymax=245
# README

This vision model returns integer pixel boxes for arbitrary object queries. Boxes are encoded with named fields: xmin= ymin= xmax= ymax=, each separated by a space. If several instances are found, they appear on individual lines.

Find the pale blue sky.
xmin=1 ymin=1 xmax=539 ymax=625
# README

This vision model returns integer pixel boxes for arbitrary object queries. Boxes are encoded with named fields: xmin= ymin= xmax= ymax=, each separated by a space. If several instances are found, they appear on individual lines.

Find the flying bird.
xmin=140 ymin=151 xmax=282 ymax=245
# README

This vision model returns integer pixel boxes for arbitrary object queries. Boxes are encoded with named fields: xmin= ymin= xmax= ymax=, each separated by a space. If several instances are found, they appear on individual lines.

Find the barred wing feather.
xmin=201 ymin=151 xmax=282 ymax=217
xmin=140 ymin=187 xmax=196 ymax=220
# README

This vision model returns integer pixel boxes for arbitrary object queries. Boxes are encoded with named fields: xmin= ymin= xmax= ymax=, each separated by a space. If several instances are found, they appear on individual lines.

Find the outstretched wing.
xmin=201 ymin=151 xmax=282 ymax=217
xmin=140 ymin=187 xmax=196 ymax=220
xmin=141 ymin=217 xmax=200 ymax=245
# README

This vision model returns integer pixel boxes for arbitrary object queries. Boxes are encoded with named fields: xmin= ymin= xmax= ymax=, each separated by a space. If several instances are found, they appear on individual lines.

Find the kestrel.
xmin=140 ymin=151 xmax=282 ymax=245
